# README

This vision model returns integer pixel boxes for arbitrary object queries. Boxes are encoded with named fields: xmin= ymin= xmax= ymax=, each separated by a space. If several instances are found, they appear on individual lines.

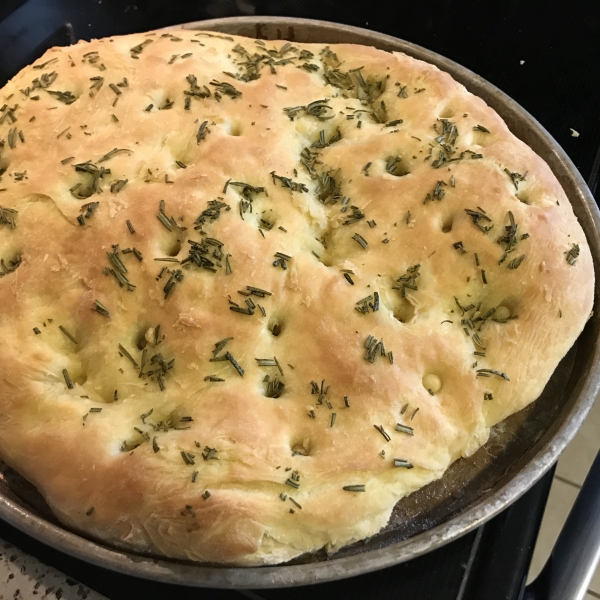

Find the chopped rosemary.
xmin=62 ymin=368 xmax=74 ymax=389
xmin=181 ymin=451 xmax=195 ymax=466
xmin=256 ymin=357 xmax=283 ymax=375
xmin=355 ymin=291 xmax=380 ymax=315
xmin=374 ymin=424 xmax=391 ymax=442
xmin=508 ymin=254 xmax=526 ymax=269
xmin=118 ymin=343 xmax=139 ymax=368
xmin=385 ymin=155 xmax=405 ymax=176
xmin=163 ymin=270 xmax=184 ymax=298
xmin=395 ymin=424 xmax=414 ymax=435
xmin=98 ymin=148 xmax=131 ymax=163
xmin=265 ymin=375 xmax=285 ymax=398
xmin=0 ymin=255 xmax=21 ymax=277
xmin=343 ymin=485 xmax=365 ymax=492
xmin=105 ymin=245 xmax=136 ymax=291
xmin=343 ymin=206 xmax=365 ymax=226
xmin=32 ymin=57 xmax=59 ymax=70
xmin=157 ymin=199 xmax=183 ymax=232
xmin=465 ymin=208 xmax=493 ymax=234
xmin=386 ymin=119 xmax=404 ymax=127
xmin=93 ymin=300 xmax=110 ymax=317
xmin=352 ymin=233 xmax=368 ymax=249
xmin=504 ymin=168 xmax=527 ymax=190
xmin=476 ymin=369 xmax=510 ymax=380
xmin=209 ymin=79 xmax=242 ymax=99
xmin=0 ymin=205 xmax=17 ymax=229
xmin=203 ymin=446 xmax=218 ymax=461
xmin=423 ymin=180 xmax=447 ymax=204
xmin=273 ymin=251 xmax=292 ymax=270
xmin=270 ymin=171 xmax=308 ymax=193
xmin=141 ymin=409 xmax=154 ymax=424
xmin=364 ymin=335 xmax=388 ymax=363
xmin=204 ymin=375 xmax=225 ymax=382
xmin=283 ymin=98 xmax=333 ymax=121
xmin=217 ymin=351 xmax=244 ymax=377
xmin=130 ymin=39 xmax=153 ymax=56
xmin=453 ymin=241 xmax=467 ymax=254
xmin=431 ymin=119 xmax=459 ymax=168
xmin=212 ymin=337 xmax=232 ymax=357
xmin=565 ymin=243 xmax=580 ymax=266
xmin=79 ymin=201 xmax=99 ymax=223
xmin=394 ymin=459 xmax=414 ymax=469
xmin=110 ymin=179 xmax=128 ymax=193
xmin=311 ymin=128 xmax=342 ymax=148
xmin=196 ymin=120 xmax=209 ymax=144
xmin=46 ymin=89 xmax=77 ymax=104
xmin=392 ymin=264 xmax=421 ymax=297
xmin=59 ymin=325 xmax=77 ymax=344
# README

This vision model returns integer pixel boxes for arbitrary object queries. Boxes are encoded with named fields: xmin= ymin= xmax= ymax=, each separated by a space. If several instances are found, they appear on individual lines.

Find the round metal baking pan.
xmin=0 ymin=16 xmax=599 ymax=589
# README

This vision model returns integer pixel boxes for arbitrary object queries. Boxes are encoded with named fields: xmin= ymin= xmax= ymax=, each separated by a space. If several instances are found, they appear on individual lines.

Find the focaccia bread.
xmin=0 ymin=28 xmax=593 ymax=565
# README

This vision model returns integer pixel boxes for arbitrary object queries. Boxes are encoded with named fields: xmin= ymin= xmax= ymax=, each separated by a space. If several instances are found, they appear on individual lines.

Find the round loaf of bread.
xmin=0 ymin=28 xmax=593 ymax=565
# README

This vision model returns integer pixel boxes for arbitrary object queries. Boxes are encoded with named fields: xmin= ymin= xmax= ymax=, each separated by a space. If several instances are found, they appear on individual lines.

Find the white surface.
xmin=556 ymin=399 xmax=600 ymax=486
xmin=0 ymin=538 xmax=106 ymax=600
xmin=529 ymin=396 xmax=600 ymax=596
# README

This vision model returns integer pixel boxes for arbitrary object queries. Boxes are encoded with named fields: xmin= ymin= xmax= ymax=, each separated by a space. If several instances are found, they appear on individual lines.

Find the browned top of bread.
xmin=0 ymin=28 xmax=593 ymax=565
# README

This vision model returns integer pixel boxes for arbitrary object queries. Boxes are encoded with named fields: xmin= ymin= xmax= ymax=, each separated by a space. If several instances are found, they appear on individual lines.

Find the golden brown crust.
xmin=0 ymin=29 xmax=593 ymax=565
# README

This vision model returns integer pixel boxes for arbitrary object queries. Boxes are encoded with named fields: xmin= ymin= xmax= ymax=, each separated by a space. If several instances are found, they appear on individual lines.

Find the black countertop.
xmin=1 ymin=0 xmax=599 ymax=188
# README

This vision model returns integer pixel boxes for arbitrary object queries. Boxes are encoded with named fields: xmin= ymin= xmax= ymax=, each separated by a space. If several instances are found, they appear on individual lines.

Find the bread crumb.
xmin=174 ymin=314 xmax=202 ymax=328
xmin=520 ymin=60 xmax=525 ymax=65
xmin=570 ymin=128 xmax=580 ymax=138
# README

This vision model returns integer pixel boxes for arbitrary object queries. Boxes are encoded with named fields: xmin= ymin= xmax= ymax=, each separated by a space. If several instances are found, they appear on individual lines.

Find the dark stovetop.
xmin=0 ymin=2 xmax=599 ymax=599
xmin=1 ymin=0 xmax=599 ymax=186
xmin=0 ymin=472 xmax=554 ymax=600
